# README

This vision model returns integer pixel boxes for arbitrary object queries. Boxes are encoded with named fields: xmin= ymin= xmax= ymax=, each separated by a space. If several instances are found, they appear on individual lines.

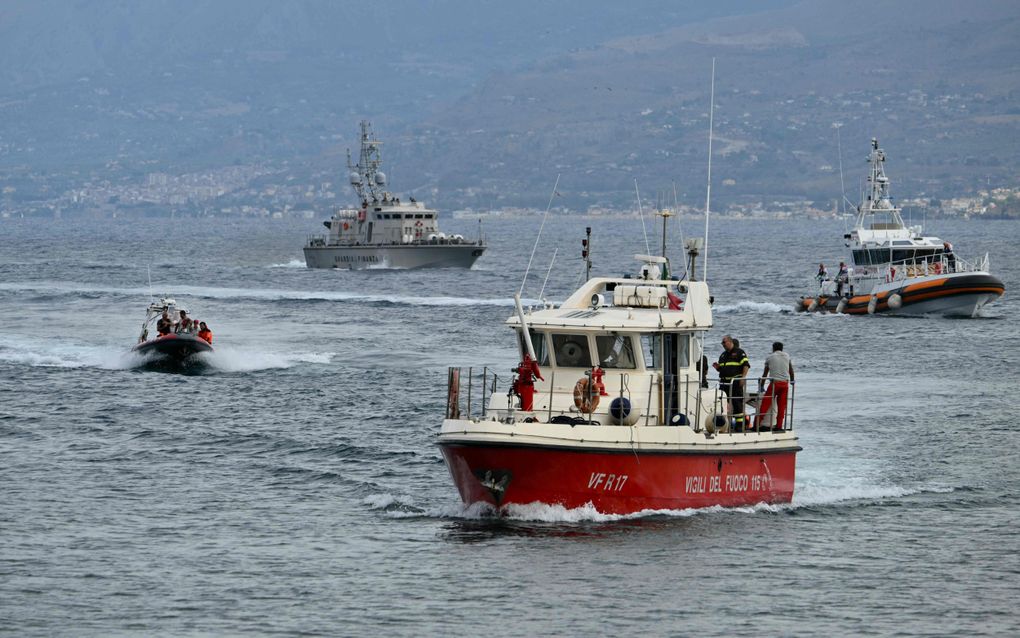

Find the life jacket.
xmin=197 ymin=329 xmax=213 ymax=344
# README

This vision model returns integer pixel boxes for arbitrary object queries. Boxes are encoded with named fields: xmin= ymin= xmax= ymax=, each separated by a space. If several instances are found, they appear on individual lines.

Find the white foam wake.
xmin=0 ymin=335 xmax=334 ymax=373
xmin=267 ymin=259 xmax=306 ymax=268
xmin=0 ymin=281 xmax=521 ymax=307
xmin=201 ymin=347 xmax=334 ymax=372
xmin=397 ymin=478 xmax=958 ymax=523
xmin=0 ymin=337 xmax=148 ymax=370
xmin=714 ymin=300 xmax=788 ymax=314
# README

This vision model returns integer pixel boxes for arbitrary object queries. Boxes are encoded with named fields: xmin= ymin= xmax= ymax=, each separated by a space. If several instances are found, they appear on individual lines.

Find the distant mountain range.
xmin=1 ymin=0 xmax=1017 ymax=211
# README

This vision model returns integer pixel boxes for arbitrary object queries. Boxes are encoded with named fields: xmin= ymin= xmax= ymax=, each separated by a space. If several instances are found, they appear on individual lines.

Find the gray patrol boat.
xmin=304 ymin=121 xmax=486 ymax=269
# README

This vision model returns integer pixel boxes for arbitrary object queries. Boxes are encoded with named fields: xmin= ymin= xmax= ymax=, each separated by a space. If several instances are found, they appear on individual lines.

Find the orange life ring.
xmin=342 ymin=222 xmax=349 ymax=230
xmin=573 ymin=377 xmax=600 ymax=414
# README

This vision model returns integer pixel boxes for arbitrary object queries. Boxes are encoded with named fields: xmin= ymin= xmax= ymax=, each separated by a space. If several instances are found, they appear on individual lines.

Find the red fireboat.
xmin=438 ymin=234 xmax=800 ymax=516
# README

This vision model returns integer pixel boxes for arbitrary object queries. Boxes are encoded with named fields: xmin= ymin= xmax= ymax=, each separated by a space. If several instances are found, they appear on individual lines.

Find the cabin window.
xmin=414 ymin=214 xmax=424 ymax=219
xmin=869 ymin=249 xmax=890 ymax=264
xmin=640 ymin=333 xmax=689 ymax=368
xmin=595 ymin=334 xmax=636 ymax=369
xmin=551 ymin=333 xmax=592 ymax=367
xmin=518 ymin=330 xmax=550 ymax=365
xmin=852 ymin=249 xmax=869 ymax=266
xmin=675 ymin=334 xmax=691 ymax=367
xmin=640 ymin=334 xmax=662 ymax=370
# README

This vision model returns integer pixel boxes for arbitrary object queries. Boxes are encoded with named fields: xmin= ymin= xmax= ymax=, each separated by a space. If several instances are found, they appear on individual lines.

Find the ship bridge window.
xmin=518 ymin=330 xmax=550 ymax=366
xmin=869 ymin=249 xmax=891 ymax=264
xmin=595 ymin=334 xmax=636 ymax=369
xmin=852 ymin=249 xmax=869 ymax=266
xmin=414 ymin=214 xmax=424 ymax=219
xmin=892 ymin=248 xmax=942 ymax=263
xmin=551 ymin=333 xmax=592 ymax=367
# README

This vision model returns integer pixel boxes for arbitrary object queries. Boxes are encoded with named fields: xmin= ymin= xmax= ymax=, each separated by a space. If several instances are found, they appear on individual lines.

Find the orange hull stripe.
xmin=903 ymin=278 xmax=950 ymax=293
xmin=906 ymin=286 xmax=1004 ymax=304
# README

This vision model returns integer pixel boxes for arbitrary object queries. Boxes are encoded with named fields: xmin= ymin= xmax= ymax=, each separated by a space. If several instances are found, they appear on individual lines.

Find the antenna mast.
xmin=519 ymin=174 xmax=561 ymax=297
xmin=703 ymin=58 xmax=715 ymax=283
xmin=347 ymin=121 xmax=385 ymax=203
xmin=581 ymin=227 xmax=592 ymax=282
xmin=672 ymin=182 xmax=689 ymax=280
xmin=634 ymin=179 xmax=651 ymax=257
xmin=538 ymin=247 xmax=559 ymax=303
xmin=834 ymin=121 xmax=857 ymax=217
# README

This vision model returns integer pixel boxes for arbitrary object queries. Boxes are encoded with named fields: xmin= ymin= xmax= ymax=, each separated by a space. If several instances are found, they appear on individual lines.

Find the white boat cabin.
xmin=496 ymin=269 xmax=720 ymax=429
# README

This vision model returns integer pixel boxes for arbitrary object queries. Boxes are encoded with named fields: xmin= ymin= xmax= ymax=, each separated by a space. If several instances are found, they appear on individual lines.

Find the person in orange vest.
xmin=197 ymin=321 xmax=213 ymax=344
xmin=156 ymin=318 xmax=172 ymax=338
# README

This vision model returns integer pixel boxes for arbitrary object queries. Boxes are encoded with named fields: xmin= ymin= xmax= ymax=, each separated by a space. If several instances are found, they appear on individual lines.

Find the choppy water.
xmin=2 ymin=215 xmax=1018 ymax=636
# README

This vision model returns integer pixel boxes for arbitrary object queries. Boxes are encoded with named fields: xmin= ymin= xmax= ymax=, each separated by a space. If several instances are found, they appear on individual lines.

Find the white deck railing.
xmin=446 ymin=367 xmax=796 ymax=434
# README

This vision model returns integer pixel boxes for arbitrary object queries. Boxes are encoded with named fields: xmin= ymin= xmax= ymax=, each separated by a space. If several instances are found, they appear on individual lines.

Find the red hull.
xmin=440 ymin=443 xmax=798 ymax=515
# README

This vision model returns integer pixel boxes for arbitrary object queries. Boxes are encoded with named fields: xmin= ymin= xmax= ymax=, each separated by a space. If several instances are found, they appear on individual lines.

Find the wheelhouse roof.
xmin=507 ymin=278 xmax=714 ymax=332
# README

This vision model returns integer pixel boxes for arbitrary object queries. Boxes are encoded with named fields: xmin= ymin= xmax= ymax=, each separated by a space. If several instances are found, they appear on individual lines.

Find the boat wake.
xmin=0 ymin=281 xmax=523 ymax=308
xmin=366 ymin=480 xmax=959 ymax=524
xmin=0 ymin=336 xmax=333 ymax=373
xmin=713 ymin=300 xmax=788 ymax=315
xmin=0 ymin=338 xmax=148 ymax=370
xmin=267 ymin=259 xmax=306 ymax=268
xmin=202 ymin=347 xmax=334 ymax=372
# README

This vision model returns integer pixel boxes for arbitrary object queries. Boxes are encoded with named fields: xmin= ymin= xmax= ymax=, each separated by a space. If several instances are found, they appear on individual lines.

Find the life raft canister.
xmin=573 ymin=377 xmax=600 ymax=414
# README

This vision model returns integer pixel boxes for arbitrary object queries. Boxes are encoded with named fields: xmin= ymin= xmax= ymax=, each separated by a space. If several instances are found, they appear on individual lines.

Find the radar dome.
xmin=374 ymin=172 xmax=387 ymax=185
xmin=348 ymin=172 xmax=361 ymax=185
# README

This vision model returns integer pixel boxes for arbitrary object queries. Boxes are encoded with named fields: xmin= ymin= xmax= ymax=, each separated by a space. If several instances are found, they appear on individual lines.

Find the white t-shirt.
xmin=765 ymin=350 xmax=792 ymax=381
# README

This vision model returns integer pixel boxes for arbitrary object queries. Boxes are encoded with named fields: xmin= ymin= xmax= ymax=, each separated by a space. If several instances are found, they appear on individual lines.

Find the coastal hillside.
xmin=0 ymin=0 xmax=1017 ymax=214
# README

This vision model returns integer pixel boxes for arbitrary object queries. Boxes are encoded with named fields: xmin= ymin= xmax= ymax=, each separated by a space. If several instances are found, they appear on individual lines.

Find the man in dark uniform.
xmin=943 ymin=241 xmax=956 ymax=273
xmin=836 ymin=261 xmax=850 ymax=298
xmin=712 ymin=334 xmax=750 ymax=432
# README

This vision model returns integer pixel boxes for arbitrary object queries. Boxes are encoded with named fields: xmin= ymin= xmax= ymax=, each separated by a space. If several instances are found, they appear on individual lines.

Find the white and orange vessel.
xmin=438 ymin=236 xmax=800 ymax=515
xmin=798 ymin=138 xmax=1004 ymax=316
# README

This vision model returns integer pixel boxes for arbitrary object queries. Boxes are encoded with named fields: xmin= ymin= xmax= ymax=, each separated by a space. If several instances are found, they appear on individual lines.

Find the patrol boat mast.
xmin=348 ymin=120 xmax=386 ymax=205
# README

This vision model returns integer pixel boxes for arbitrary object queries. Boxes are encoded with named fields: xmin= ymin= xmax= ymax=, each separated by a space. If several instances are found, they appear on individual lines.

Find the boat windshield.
xmin=853 ymin=246 xmax=944 ymax=266
xmin=595 ymin=334 xmax=636 ymax=369
xmin=518 ymin=329 xmax=550 ymax=365
xmin=551 ymin=333 xmax=593 ymax=367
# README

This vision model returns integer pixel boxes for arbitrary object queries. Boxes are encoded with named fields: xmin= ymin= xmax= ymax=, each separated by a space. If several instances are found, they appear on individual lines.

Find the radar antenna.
xmin=347 ymin=120 xmax=386 ymax=203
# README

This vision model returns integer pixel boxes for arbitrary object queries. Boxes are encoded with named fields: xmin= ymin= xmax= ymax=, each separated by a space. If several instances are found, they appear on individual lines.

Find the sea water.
xmin=1 ymin=216 xmax=1018 ymax=636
